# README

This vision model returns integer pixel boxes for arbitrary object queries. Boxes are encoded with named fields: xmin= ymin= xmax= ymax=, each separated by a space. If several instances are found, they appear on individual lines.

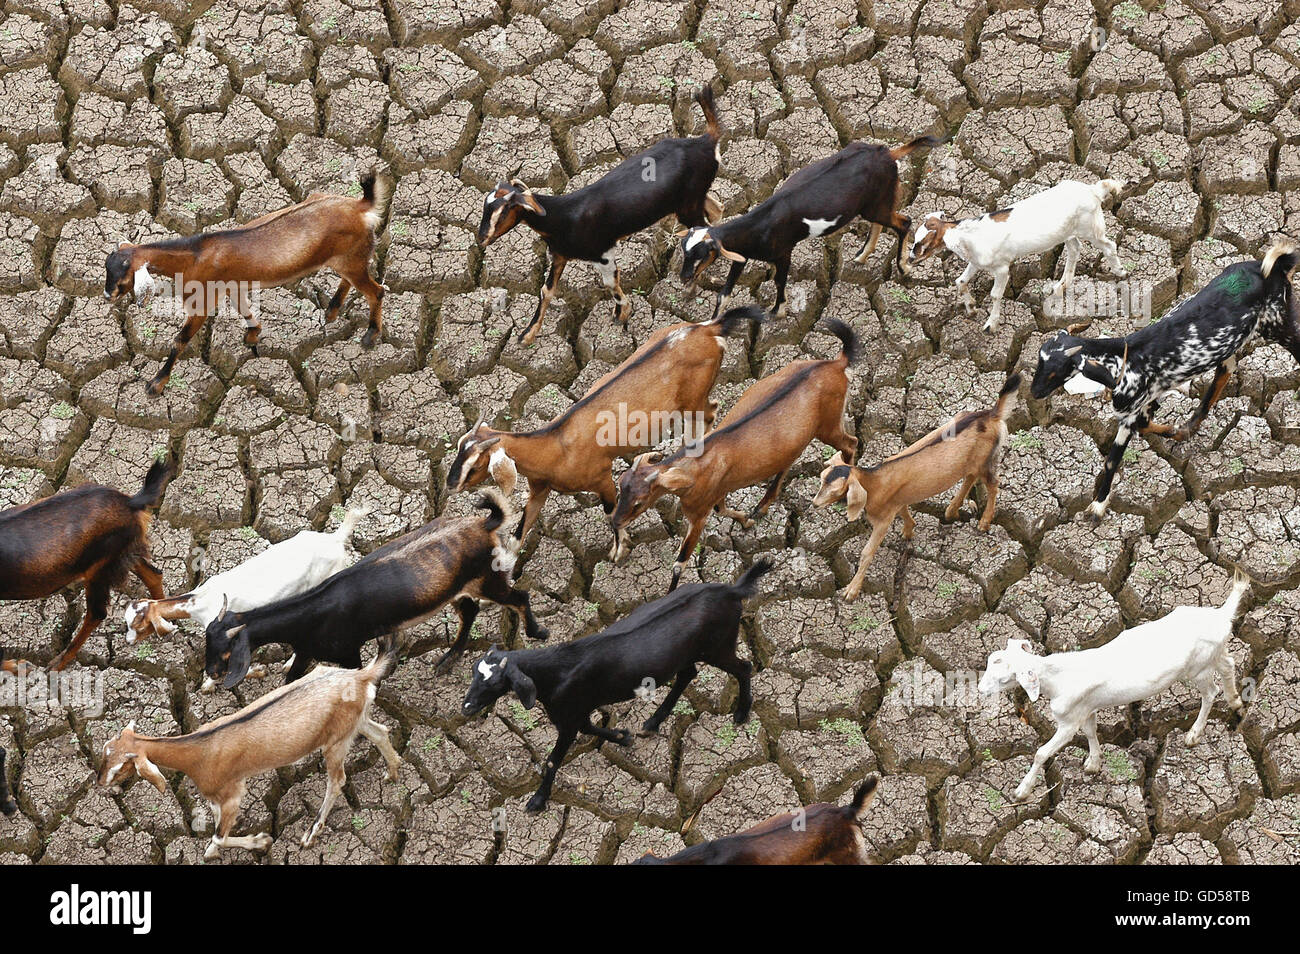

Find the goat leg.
xmin=358 ymin=717 xmax=401 ymax=780
xmin=148 ymin=309 xmax=208 ymax=396
xmin=771 ymin=259 xmax=790 ymax=320
xmin=433 ymin=597 xmax=479 ymax=672
xmin=845 ymin=522 xmax=891 ymax=603
xmin=1015 ymin=722 xmax=1079 ymax=802
xmin=1185 ymin=672 xmax=1220 ymax=746
xmin=711 ymin=260 xmax=745 ymax=320
xmin=642 ymin=664 xmax=698 ymax=734
xmin=521 ymin=256 xmax=566 ymax=345
xmin=670 ymin=516 xmax=710 ymax=591
xmin=323 ymin=278 xmax=351 ymax=322
xmin=582 ymin=716 xmax=632 ymax=747
xmin=50 ymin=578 xmax=111 ymax=671
xmin=853 ymin=222 xmax=882 ymax=264
xmin=1172 ymin=361 xmax=1233 ymax=441
xmin=303 ymin=742 xmax=348 ymax=848
xmin=1086 ymin=423 xmax=1134 ymax=525
xmin=751 ymin=469 xmax=787 ymax=519
xmin=527 ymin=723 xmax=578 ymax=813
xmin=945 ymin=476 xmax=977 ymax=521
xmin=1082 ymin=714 xmax=1102 ymax=773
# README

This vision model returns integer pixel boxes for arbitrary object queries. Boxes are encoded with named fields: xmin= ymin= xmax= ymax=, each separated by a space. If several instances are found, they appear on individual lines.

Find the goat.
xmin=0 ymin=748 xmax=15 ymax=816
xmin=462 ymin=560 xmax=771 ymax=813
xmin=908 ymin=179 xmax=1126 ymax=332
xmin=447 ymin=306 xmax=765 ymax=553
xmin=979 ymin=570 xmax=1249 ymax=801
xmin=98 ymin=635 xmax=402 ymax=860
xmin=124 ymin=509 xmax=364 ymax=692
xmin=0 ymin=461 xmax=172 ymax=671
xmin=1031 ymin=239 xmax=1300 ymax=522
xmin=203 ymin=493 xmax=546 ymax=688
xmin=679 ymin=135 xmax=946 ymax=320
xmin=812 ymin=372 xmax=1020 ymax=602
xmin=479 ymin=85 xmax=723 ymax=345
xmin=611 ymin=319 xmax=858 ymax=590
xmin=633 ymin=776 xmax=879 ymax=864
xmin=105 ymin=172 xmax=391 ymax=395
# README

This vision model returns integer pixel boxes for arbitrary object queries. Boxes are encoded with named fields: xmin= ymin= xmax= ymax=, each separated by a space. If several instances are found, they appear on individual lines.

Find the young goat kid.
xmin=462 ymin=560 xmax=770 ymax=813
xmin=908 ymin=179 xmax=1126 ymax=332
xmin=447 ymin=306 xmax=765 ymax=552
xmin=203 ymin=493 xmax=545 ymax=687
xmin=99 ymin=636 xmax=402 ymax=860
xmin=612 ymin=320 xmax=858 ymax=590
xmin=633 ymin=776 xmax=879 ymax=864
xmin=479 ymin=85 xmax=723 ymax=345
xmin=1 ymin=461 xmax=171 ymax=671
xmin=680 ymin=135 xmax=946 ymax=320
xmin=980 ymin=571 xmax=1250 ymax=801
xmin=106 ymin=173 xmax=391 ymax=395
xmin=124 ymin=509 xmax=364 ymax=691
xmin=1032 ymin=239 xmax=1300 ymax=522
xmin=813 ymin=373 xmax=1020 ymax=602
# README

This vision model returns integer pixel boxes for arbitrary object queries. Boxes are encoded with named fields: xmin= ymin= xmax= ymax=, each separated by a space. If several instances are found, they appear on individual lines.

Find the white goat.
xmin=908 ymin=179 xmax=1126 ymax=331
xmin=979 ymin=570 xmax=1249 ymax=801
xmin=98 ymin=635 xmax=401 ymax=861
xmin=124 ymin=509 xmax=364 ymax=690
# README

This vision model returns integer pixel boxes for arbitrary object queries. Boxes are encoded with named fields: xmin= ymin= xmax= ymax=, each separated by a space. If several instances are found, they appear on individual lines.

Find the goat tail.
xmin=334 ymin=507 xmax=367 ymax=542
xmin=1219 ymin=567 xmax=1251 ymax=623
xmin=1261 ymin=239 xmax=1299 ymax=279
xmin=994 ymin=371 xmax=1022 ymax=420
xmin=1094 ymin=178 xmax=1126 ymax=202
xmin=129 ymin=459 xmax=173 ymax=511
xmin=819 ymin=317 xmax=860 ymax=365
xmin=474 ymin=488 xmax=514 ymax=534
xmin=846 ymin=774 xmax=879 ymax=821
xmin=366 ymin=633 xmax=403 ymax=684
xmin=712 ymin=304 xmax=766 ymax=337
xmin=731 ymin=558 xmax=774 ymax=598
xmin=889 ymin=133 xmax=950 ymax=160
xmin=360 ymin=170 xmax=393 ymax=230
xmin=695 ymin=83 xmax=720 ymax=141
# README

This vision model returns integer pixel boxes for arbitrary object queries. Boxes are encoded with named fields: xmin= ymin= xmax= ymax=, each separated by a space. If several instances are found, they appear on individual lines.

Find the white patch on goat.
xmin=477 ymin=659 xmax=497 ymax=679
xmin=667 ymin=328 xmax=688 ymax=345
xmin=133 ymin=266 xmax=158 ymax=299
xmin=684 ymin=229 xmax=708 ymax=251
xmin=491 ymin=544 xmax=518 ymax=574
xmin=803 ymin=216 xmax=839 ymax=238
xmin=1064 ymin=372 xmax=1106 ymax=396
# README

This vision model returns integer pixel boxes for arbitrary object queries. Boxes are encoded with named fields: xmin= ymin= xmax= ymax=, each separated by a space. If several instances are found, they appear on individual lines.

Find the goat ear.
xmin=133 ymin=753 xmax=168 ymax=793
xmin=1062 ymin=345 xmax=1083 ymax=357
xmin=716 ymin=243 xmax=746 ymax=263
xmin=223 ymin=632 xmax=252 ymax=689
xmin=845 ymin=478 xmax=868 ymax=521
xmin=656 ymin=466 xmax=693 ymax=491
xmin=1080 ymin=359 xmax=1118 ymax=390
xmin=504 ymin=660 xmax=537 ymax=709
xmin=488 ymin=447 xmax=517 ymax=496
xmin=1015 ymin=664 xmax=1040 ymax=702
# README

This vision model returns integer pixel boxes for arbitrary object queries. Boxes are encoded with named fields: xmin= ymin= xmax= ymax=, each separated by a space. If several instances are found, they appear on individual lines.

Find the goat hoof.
xmin=616 ymin=729 xmax=633 ymax=747
xmin=529 ymin=626 xmax=550 ymax=642
xmin=639 ymin=720 xmax=660 ymax=736
xmin=361 ymin=329 xmax=379 ymax=349
xmin=524 ymin=796 xmax=547 ymax=815
xmin=842 ymin=587 xmax=862 ymax=604
xmin=1084 ymin=759 xmax=1102 ymax=774
xmin=144 ymin=377 xmax=166 ymax=397
xmin=0 ymin=799 xmax=16 ymax=816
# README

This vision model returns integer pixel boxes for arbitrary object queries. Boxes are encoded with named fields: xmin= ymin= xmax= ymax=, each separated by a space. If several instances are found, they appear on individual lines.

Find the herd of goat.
xmin=2 ymin=82 xmax=1299 ymax=863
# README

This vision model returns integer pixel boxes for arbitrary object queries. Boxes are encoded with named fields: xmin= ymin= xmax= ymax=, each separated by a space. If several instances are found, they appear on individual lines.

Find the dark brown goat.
xmin=633 ymin=776 xmax=879 ymax=864
xmin=0 ymin=461 xmax=172 ymax=670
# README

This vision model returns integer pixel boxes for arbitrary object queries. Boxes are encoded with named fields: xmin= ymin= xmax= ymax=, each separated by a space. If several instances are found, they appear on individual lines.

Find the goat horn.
xmin=219 ymin=593 xmax=229 ymax=617
xmin=226 ymin=624 xmax=246 ymax=638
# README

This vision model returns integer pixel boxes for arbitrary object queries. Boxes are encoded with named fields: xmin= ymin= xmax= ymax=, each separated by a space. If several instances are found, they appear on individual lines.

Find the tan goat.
xmin=813 ymin=372 xmax=1021 ymax=601
xmin=98 ymin=636 xmax=401 ymax=861
xmin=612 ymin=318 xmax=860 ymax=590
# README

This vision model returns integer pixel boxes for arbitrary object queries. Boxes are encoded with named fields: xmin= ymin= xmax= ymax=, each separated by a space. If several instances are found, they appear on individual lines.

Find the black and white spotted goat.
xmin=1032 ymin=239 xmax=1300 ymax=521
xmin=478 ymin=85 xmax=722 ymax=345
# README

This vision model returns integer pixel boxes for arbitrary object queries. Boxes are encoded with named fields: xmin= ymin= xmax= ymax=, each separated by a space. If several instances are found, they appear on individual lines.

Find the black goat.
xmin=679 ymin=135 xmax=947 ymax=319
xmin=1032 ymin=239 xmax=1300 ymax=521
xmin=0 ymin=748 xmax=15 ymax=816
xmin=204 ymin=493 xmax=546 ymax=688
xmin=461 ymin=560 xmax=773 ymax=813
xmin=478 ymin=85 xmax=723 ymax=345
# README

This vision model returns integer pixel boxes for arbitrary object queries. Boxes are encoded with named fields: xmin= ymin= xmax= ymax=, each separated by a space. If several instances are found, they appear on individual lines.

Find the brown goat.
xmin=612 ymin=319 xmax=859 ymax=590
xmin=0 ymin=461 xmax=172 ymax=670
xmin=99 ymin=635 xmax=401 ymax=861
xmin=447 ymin=306 xmax=765 ymax=553
xmin=813 ymin=372 xmax=1020 ymax=601
xmin=634 ymin=776 xmax=879 ymax=864
xmin=105 ymin=173 xmax=391 ymax=395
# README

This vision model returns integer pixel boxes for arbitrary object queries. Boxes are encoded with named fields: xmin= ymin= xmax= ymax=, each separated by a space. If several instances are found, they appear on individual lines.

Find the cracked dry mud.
xmin=3 ymin=0 xmax=1300 ymax=865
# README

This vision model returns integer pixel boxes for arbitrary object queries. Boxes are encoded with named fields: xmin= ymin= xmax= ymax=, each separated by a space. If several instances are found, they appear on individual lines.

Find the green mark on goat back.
xmin=1214 ymin=269 xmax=1251 ymax=301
